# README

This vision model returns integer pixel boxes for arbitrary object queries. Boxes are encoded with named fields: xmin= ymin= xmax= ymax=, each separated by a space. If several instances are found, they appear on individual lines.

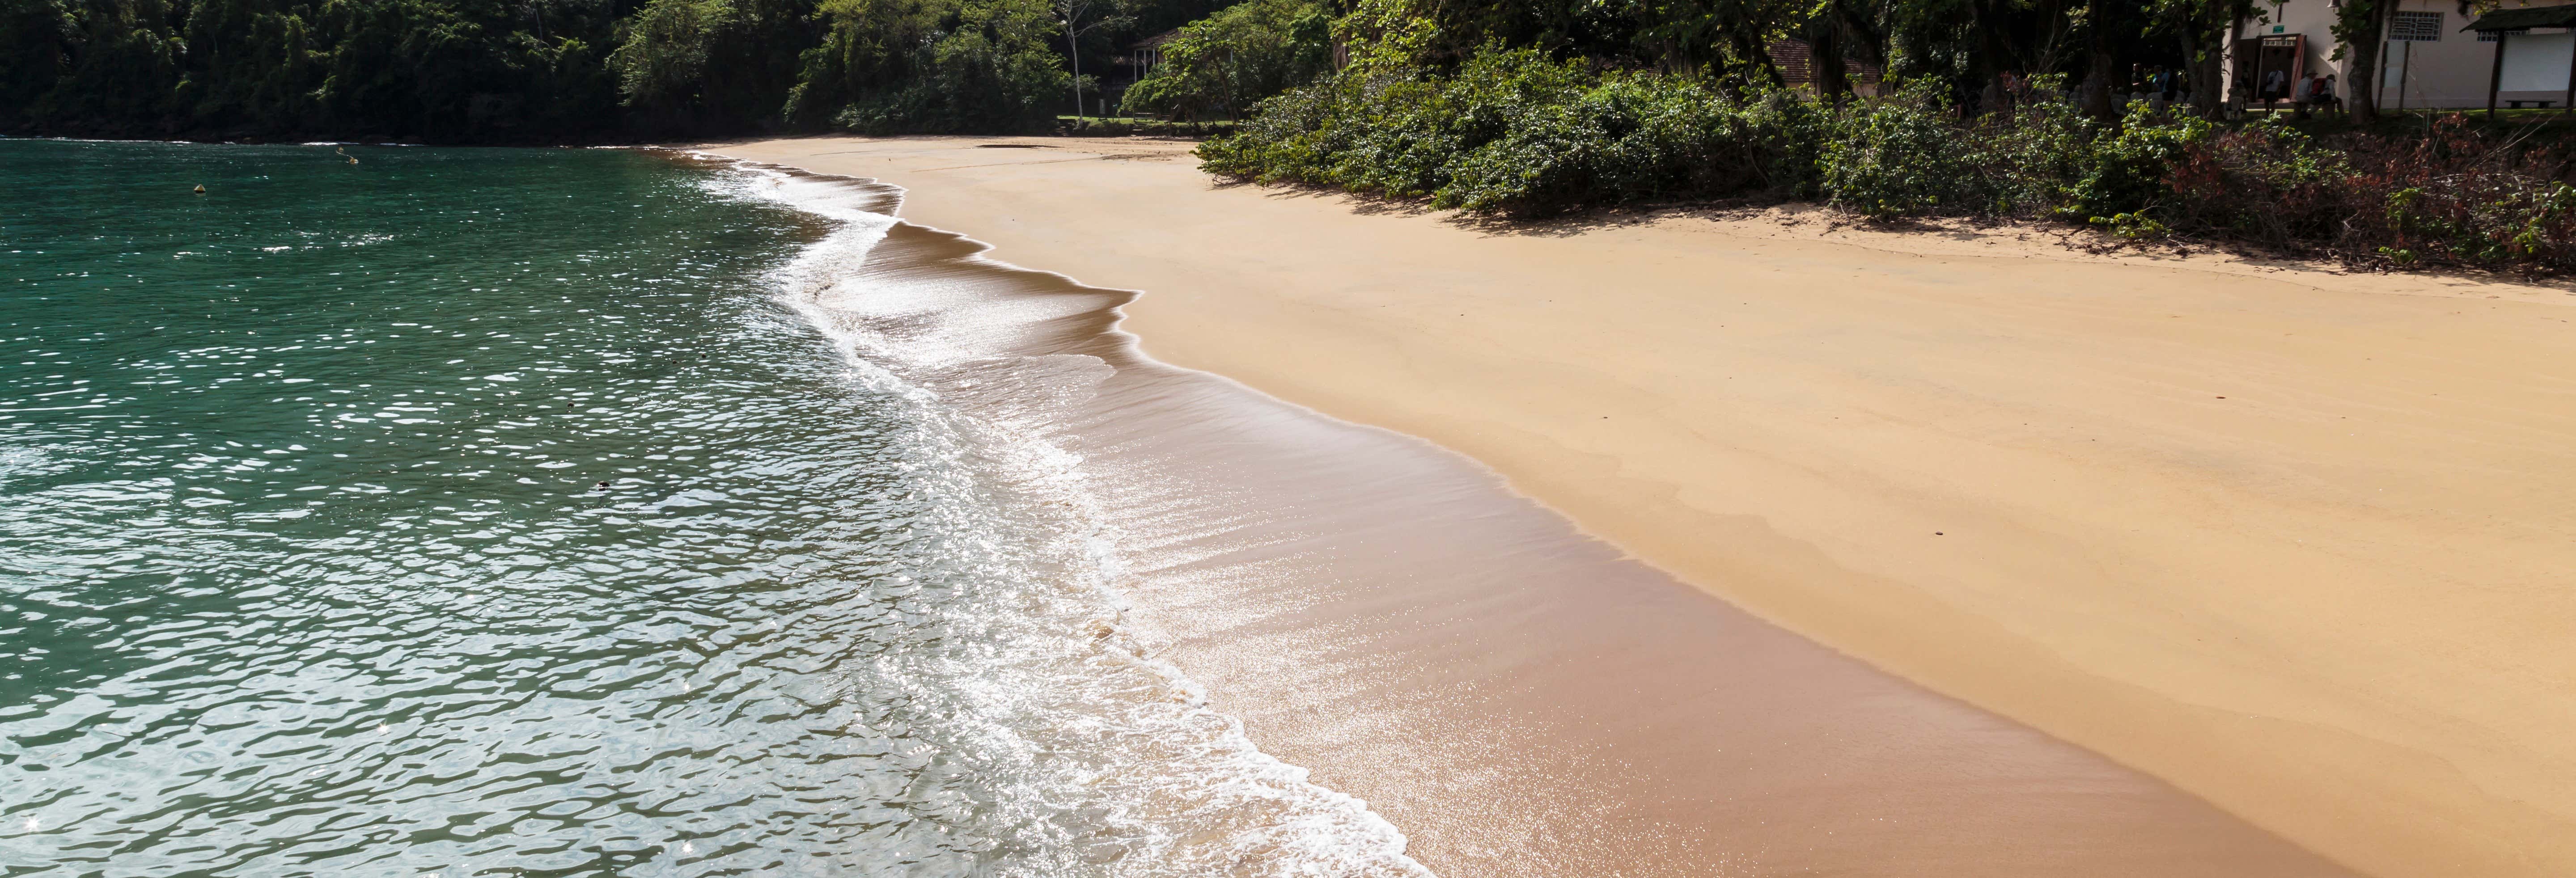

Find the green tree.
xmin=610 ymin=0 xmax=818 ymax=131
xmin=1119 ymin=0 xmax=1329 ymax=119
xmin=2329 ymin=0 xmax=2392 ymax=119
xmin=614 ymin=0 xmax=741 ymax=111
xmin=795 ymin=0 xmax=1070 ymax=132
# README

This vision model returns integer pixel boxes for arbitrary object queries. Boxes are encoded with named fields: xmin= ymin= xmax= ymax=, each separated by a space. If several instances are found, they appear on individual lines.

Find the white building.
xmin=2222 ymin=0 xmax=2576 ymax=110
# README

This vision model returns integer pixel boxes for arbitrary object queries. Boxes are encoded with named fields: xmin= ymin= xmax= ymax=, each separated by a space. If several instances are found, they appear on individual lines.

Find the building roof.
xmin=1130 ymin=30 xmax=1182 ymax=50
xmin=2462 ymin=4 xmax=2576 ymax=32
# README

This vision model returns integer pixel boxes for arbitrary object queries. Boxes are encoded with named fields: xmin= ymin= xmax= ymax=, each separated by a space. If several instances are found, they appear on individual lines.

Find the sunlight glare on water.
xmin=0 ymin=140 xmax=1425 ymax=878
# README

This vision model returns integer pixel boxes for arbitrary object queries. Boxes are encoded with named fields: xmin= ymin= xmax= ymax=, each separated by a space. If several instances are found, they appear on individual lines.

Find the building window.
xmin=2389 ymin=11 xmax=2443 ymax=41
xmin=2478 ymin=30 xmax=2502 ymax=42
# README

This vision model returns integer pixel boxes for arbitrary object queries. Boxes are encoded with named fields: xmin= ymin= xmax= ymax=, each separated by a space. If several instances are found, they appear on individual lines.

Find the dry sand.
xmin=704 ymin=135 xmax=2576 ymax=878
xmin=779 ymin=175 xmax=2355 ymax=878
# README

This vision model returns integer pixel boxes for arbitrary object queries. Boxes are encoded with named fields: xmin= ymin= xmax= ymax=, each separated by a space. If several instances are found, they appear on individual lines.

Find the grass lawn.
xmin=2248 ymin=105 xmax=2576 ymax=137
xmin=1053 ymin=115 xmax=1237 ymax=137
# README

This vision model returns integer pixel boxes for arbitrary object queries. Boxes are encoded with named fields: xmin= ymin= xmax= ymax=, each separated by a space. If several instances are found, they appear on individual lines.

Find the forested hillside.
xmin=10 ymin=0 xmax=2573 ymax=272
xmin=0 ymin=0 xmax=2450 ymax=142
xmin=1178 ymin=0 xmax=2576 ymax=273
xmin=0 ymin=0 xmax=2350 ymax=143
xmin=1 ymin=0 xmax=1222 ymax=140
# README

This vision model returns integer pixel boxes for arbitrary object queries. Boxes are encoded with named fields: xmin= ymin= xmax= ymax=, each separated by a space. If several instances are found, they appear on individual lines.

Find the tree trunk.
xmin=2220 ymin=0 xmax=2252 ymax=115
xmin=2343 ymin=0 xmax=2391 ymax=120
xmin=1733 ymin=27 xmax=1787 ymax=92
xmin=2082 ymin=0 xmax=2117 ymax=119
xmin=1812 ymin=15 xmax=1850 ymax=105
xmin=1970 ymin=0 xmax=2020 ymax=84
xmin=2190 ymin=0 xmax=2224 ymax=117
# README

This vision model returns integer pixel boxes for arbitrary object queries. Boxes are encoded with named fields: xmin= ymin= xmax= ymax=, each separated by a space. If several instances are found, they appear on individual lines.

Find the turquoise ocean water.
xmin=0 ymin=140 xmax=1424 ymax=877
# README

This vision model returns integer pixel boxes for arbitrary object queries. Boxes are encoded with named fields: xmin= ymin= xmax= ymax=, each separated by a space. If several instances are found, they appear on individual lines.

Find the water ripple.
xmin=0 ymin=139 xmax=1425 ymax=878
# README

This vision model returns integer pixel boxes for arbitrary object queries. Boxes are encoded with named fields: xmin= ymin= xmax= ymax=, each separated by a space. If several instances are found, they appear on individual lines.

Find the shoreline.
xmin=746 ymin=168 xmax=1444 ymax=874
xmin=703 ymin=135 xmax=2576 ymax=878
xmin=738 ymin=155 xmax=2358 ymax=877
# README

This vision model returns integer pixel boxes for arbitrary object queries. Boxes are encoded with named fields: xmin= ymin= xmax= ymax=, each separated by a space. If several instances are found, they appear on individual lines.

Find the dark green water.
xmin=0 ymin=140 xmax=1426 ymax=877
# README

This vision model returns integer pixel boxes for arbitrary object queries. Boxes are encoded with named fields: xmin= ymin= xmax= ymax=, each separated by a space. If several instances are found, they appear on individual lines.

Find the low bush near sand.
xmin=1200 ymin=52 xmax=2576 ymax=274
xmin=2165 ymin=116 xmax=2576 ymax=270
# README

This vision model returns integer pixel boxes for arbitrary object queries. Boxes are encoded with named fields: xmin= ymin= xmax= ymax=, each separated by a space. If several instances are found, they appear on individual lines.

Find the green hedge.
xmin=1202 ymin=51 xmax=2576 ymax=273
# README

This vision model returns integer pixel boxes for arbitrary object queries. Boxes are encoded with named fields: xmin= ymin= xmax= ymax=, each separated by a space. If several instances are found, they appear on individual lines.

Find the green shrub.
xmin=1204 ymin=50 xmax=1813 ymax=216
xmin=1204 ymin=58 xmax=2576 ymax=273
xmin=794 ymin=0 xmax=1067 ymax=134
xmin=2059 ymin=104 xmax=2214 ymax=221
xmin=1818 ymin=84 xmax=1971 ymax=218
xmin=613 ymin=0 xmax=739 ymax=110
xmin=1119 ymin=0 xmax=1334 ymax=121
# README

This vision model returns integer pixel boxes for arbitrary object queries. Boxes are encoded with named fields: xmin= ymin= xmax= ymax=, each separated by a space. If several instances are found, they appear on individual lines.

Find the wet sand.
xmin=708 ymin=136 xmax=2576 ymax=878
xmin=778 ymin=168 xmax=2355 ymax=877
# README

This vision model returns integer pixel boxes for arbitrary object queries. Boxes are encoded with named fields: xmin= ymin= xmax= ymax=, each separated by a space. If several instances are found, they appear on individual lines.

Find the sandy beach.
xmin=705 ymin=135 xmax=2576 ymax=878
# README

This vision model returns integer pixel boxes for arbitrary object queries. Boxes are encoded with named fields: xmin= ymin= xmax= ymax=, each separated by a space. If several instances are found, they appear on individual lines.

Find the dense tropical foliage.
xmin=0 ymin=0 xmax=2311 ymax=142
xmin=1 ymin=0 xmax=1216 ymax=139
xmin=1117 ymin=0 xmax=1329 ymax=120
xmin=7 ymin=0 xmax=2572 ymax=270
xmin=1191 ymin=0 xmax=2576 ymax=272
xmin=7 ymin=0 xmax=629 ymax=139
xmin=1205 ymin=53 xmax=2576 ymax=271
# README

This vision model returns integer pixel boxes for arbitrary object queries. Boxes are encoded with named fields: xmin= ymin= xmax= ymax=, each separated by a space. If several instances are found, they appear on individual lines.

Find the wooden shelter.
xmin=2465 ymin=3 xmax=2576 ymax=115
xmin=1123 ymin=30 xmax=1182 ymax=88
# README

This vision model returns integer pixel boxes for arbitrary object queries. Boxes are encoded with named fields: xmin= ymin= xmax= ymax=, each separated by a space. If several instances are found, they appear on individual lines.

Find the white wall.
xmin=2500 ymin=31 xmax=2575 ymax=92
xmin=2227 ymin=0 xmax=2576 ymax=109
xmin=2374 ymin=3 xmax=2501 ymax=109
